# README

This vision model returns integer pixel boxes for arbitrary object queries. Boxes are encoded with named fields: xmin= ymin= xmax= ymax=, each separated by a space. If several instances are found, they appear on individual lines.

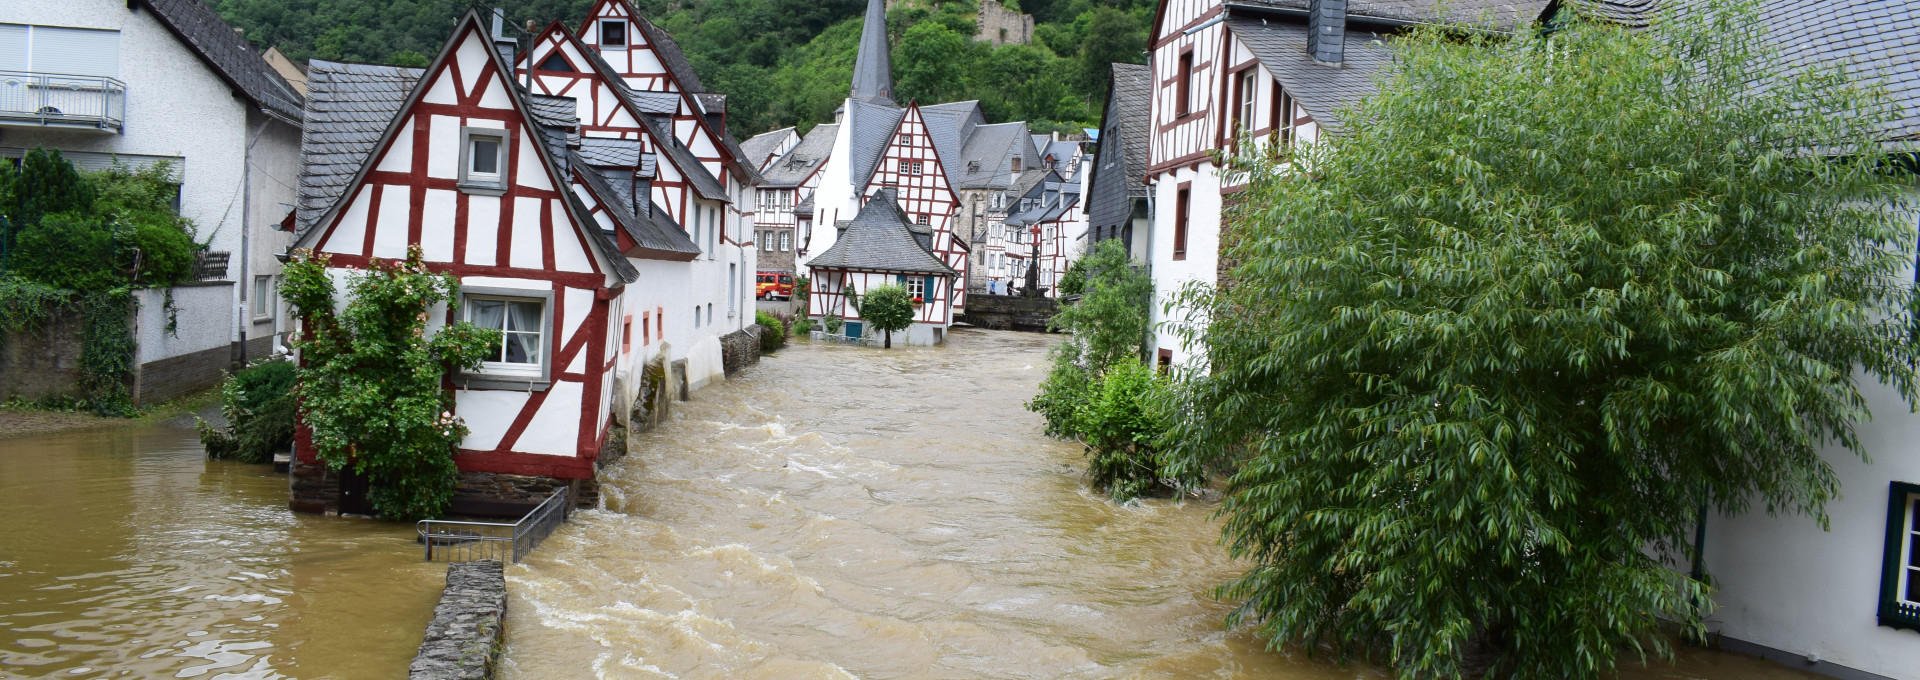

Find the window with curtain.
xmin=466 ymin=296 xmax=543 ymax=375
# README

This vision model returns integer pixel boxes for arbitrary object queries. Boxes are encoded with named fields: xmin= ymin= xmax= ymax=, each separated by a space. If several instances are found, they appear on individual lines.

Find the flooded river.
xmin=0 ymin=420 xmax=441 ymax=678
xmin=0 ymin=329 xmax=1829 ymax=678
xmin=499 ymin=329 xmax=1821 ymax=680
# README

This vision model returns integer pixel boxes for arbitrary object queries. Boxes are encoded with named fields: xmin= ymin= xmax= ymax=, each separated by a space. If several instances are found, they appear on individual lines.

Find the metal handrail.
xmin=0 ymin=69 xmax=127 ymax=131
xmin=415 ymin=485 xmax=572 ymax=563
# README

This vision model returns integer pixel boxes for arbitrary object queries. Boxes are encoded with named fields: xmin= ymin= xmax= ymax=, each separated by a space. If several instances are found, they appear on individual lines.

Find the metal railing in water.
xmin=0 ymin=70 xmax=127 ymax=132
xmin=415 ymin=486 xmax=572 ymax=563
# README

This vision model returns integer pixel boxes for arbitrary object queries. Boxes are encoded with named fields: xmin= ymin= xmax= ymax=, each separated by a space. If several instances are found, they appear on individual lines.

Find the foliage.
xmin=1163 ymin=3 xmax=1919 ymax=678
xmin=1026 ymin=238 xmax=1167 ymax=499
xmin=282 ymin=246 xmax=501 ymax=520
xmin=790 ymin=317 xmax=815 ymax=335
xmin=755 ymin=309 xmax=788 ymax=351
xmin=1055 ymin=255 xmax=1085 ymax=296
xmin=1078 ymin=359 xmax=1170 ymax=501
xmin=207 ymin=0 xmax=1150 ymax=137
xmin=824 ymin=314 xmax=845 ymax=334
xmin=793 ymin=275 xmax=810 ymax=308
xmin=0 ymin=277 xmax=71 ymax=338
xmin=77 ymin=289 xmax=137 ymax=416
xmin=199 ymin=358 xmax=298 ymax=463
xmin=857 ymin=284 xmax=914 ymax=348
xmin=5 ymin=148 xmax=93 ymax=228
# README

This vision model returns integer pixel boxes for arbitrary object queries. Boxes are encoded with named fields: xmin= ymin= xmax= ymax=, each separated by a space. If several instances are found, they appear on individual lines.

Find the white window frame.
xmin=779 ymin=231 xmax=790 ymax=252
xmin=458 ymin=127 xmax=509 ymax=195
xmin=251 ymin=275 xmax=275 ymax=320
xmin=457 ymin=287 xmax=553 ymax=390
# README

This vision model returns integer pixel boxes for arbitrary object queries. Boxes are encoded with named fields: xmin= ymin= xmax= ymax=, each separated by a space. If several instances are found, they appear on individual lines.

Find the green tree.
xmin=1163 ymin=3 xmax=1918 ymax=678
xmin=281 ymin=246 xmax=501 ymax=520
xmin=856 ymin=283 xmax=914 ymax=348
xmin=7 ymin=148 xmax=93 ymax=228
xmin=895 ymin=21 xmax=975 ymax=105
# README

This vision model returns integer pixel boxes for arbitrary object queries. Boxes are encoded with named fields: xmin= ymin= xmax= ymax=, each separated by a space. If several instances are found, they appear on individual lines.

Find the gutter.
xmin=1220 ymin=2 xmax=1518 ymax=35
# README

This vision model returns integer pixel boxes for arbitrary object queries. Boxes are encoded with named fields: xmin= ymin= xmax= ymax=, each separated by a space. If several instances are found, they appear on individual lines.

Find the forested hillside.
xmin=209 ymin=0 xmax=1150 ymax=136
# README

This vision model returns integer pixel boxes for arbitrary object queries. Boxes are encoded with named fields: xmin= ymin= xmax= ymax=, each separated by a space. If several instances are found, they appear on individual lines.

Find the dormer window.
xmin=599 ymin=20 xmax=627 ymax=47
xmin=1011 ymin=157 xmax=1022 ymax=173
xmin=459 ymin=127 xmax=508 ymax=195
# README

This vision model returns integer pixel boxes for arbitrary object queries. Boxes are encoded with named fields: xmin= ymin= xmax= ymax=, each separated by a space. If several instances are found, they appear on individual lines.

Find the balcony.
xmin=0 ymin=70 xmax=126 ymax=133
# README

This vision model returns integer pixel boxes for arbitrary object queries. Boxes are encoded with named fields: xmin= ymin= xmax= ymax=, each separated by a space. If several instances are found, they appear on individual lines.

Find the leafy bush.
xmin=198 ymin=358 xmax=298 ymax=463
xmin=823 ymin=314 xmax=844 ymax=334
xmin=792 ymin=275 xmax=809 ymax=308
xmin=10 ymin=213 xmax=118 ymax=290
xmin=1163 ymin=3 xmax=1918 ymax=677
xmin=790 ymin=317 xmax=814 ymax=335
xmin=1056 ymin=257 xmax=1085 ymax=296
xmin=857 ymin=284 xmax=914 ymax=348
xmin=755 ymin=309 xmax=787 ymax=352
xmin=1079 ymin=360 xmax=1171 ymax=501
xmin=283 ymin=246 xmax=501 ymax=520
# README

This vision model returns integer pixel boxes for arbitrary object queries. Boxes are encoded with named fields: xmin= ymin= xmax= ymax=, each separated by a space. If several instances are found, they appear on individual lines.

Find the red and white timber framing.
xmin=859 ymin=103 xmax=971 ymax=311
xmin=290 ymin=15 xmax=627 ymax=480
xmin=1035 ymin=197 xmax=1085 ymax=297
xmin=807 ymin=269 xmax=957 ymax=328
xmin=574 ymin=0 xmax=735 ymax=188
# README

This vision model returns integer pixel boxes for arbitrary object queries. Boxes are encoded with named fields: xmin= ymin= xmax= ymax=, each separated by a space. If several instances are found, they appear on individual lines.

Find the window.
xmin=761 ymin=231 xmax=774 ymax=251
xmin=1273 ymin=84 xmax=1297 ymax=147
xmin=729 ymin=264 xmax=738 ymax=316
xmin=1157 ymin=348 xmax=1173 ymax=375
xmin=600 ymin=20 xmax=627 ymax=47
xmin=779 ymin=231 xmax=790 ymax=251
xmin=622 ymin=316 xmax=632 ymax=354
xmin=898 ymin=133 xmax=910 ymax=145
xmin=461 ymin=289 xmax=552 ymax=388
xmin=1173 ymin=186 xmax=1191 ymax=260
xmin=536 ymin=53 xmax=573 ymax=72
xmin=656 ymin=307 xmax=663 ymax=340
xmin=707 ymin=303 xmax=714 ymax=326
xmin=642 ymin=311 xmax=651 ymax=345
xmin=251 ymin=275 xmax=274 ymax=319
xmin=1881 ymin=481 xmax=1920 ymax=631
xmin=459 ymin=127 xmax=508 ymax=194
xmin=694 ymin=306 xmax=701 ymax=328
xmin=1011 ymin=157 xmax=1022 ymax=173
xmin=0 ymin=24 xmax=121 ymax=78
xmin=708 ymin=207 xmax=717 ymax=258
xmin=1235 ymin=70 xmax=1256 ymax=137
xmin=1176 ymin=51 xmax=1195 ymax=117
xmin=917 ymin=214 xmax=930 ymax=226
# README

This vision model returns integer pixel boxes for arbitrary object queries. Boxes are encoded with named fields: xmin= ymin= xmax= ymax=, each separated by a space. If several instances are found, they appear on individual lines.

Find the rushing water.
xmin=0 ymin=420 xmax=441 ymax=679
xmin=499 ymin=329 xmax=1822 ymax=680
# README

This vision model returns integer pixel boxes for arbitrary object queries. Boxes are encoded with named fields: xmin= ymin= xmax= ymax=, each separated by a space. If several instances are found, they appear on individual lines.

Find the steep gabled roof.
xmin=136 ymin=0 xmax=305 ymax=123
xmin=569 ymin=151 xmax=701 ymax=260
xmin=955 ymin=122 xmax=1033 ymax=189
xmin=919 ymin=101 xmax=986 ymax=181
xmin=1223 ymin=15 xmax=1395 ymax=137
xmin=293 ymin=60 xmax=422 ymax=235
xmin=761 ymin=123 xmax=838 ymax=188
xmin=846 ymin=100 xmax=908 ymax=189
xmin=850 ymin=0 xmax=896 ymax=106
xmin=565 ymin=32 xmax=732 ymax=201
xmin=632 ymin=13 xmax=706 ymax=94
xmin=808 ymin=189 xmax=956 ymax=275
xmin=291 ymin=10 xmax=635 ymax=283
xmin=741 ymin=127 xmax=796 ymax=171
xmin=1555 ymin=0 xmax=1919 ymax=150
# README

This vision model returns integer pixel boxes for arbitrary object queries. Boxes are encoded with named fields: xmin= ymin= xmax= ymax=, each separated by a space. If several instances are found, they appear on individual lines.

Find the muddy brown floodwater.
xmin=0 ymin=419 xmax=442 ymax=678
xmin=499 ymin=329 xmax=1823 ymax=680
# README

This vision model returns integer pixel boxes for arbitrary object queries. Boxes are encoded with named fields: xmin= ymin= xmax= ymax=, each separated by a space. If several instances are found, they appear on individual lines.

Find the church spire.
xmin=850 ymin=0 xmax=895 ymax=106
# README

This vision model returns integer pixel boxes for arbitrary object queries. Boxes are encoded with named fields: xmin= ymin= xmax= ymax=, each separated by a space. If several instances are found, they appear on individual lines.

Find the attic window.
xmin=537 ymin=53 xmax=574 ymax=72
xmin=1011 ymin=157 xmax=1022 ymax=173
xmin=459 ymin=127 xmax=509 ymax=195
xmin=967 ymin=160 xmax=980 ymax=172
xmin=916 ymin=214 xmax=930 ymax=225
xmin=600 ymin=20 xmax=627 ymax=47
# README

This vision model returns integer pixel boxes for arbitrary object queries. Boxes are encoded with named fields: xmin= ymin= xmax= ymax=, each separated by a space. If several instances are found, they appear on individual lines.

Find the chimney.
xmin=1307 ymin=0 xmax=1346 ymax=66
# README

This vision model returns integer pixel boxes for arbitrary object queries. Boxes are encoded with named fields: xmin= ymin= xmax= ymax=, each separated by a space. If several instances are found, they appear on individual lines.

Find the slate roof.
xmin=1224 ymin=15 xmax=1395 ymax=136
xmin=850 ymin=0 xmax=896 ymax=105
xmin=919 ymin=101 xmax=986 ymax=180
xmin=634 ymin=14 xmax=705 ymax=93
xmin=569 ymin=29 xmax=733 ymax=199
xmin=808 ymin=189 xmax=956 ymax=275
xmin=762 ymin=123 xmax=838 ymax=187
xmin=578 ymin=137 xmax=646 ymax=170
xmin=955 ymin=122 xmax=1033 ymax=189
xmin=625 ymin=91 xmax=681 ymax=114
xmin=138 ymin=0 xmax=305 ymax=123
xmin=293 ymin=60 xmax=422 ymax=234
xmin=741 ymin=127 xmax=795 ymax=171
xmin=1558 ymin=0 xmax=1920 ymax=150
xmin=1232 ymin=0 xmax=1551 ymax=29
xmin=569 ymin=151 xmax=701 ymax=260
xmin=846 ymin=100 xmax=908 ymax=189
xmin=1110 ymin=63 xmax=1151 ymax=198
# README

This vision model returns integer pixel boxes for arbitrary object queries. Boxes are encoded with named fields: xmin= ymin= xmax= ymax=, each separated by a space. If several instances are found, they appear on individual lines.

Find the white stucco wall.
xmin=1146 ymin=161 xmax=1223 ymax=368
xmin=1701 ymin=194 xmax=1920 ymax=680
xmin=132 ymin=283 xmax=232 ymax=363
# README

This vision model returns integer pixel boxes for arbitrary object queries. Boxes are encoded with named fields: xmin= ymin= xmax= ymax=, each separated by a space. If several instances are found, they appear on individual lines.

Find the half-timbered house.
xmin=287 ymin=10 xmax=642 ymax=512
xmin=1143 ymin=0 xmax=1541 ymax=368
xmin=806 ymin=188 xmax=959 ymax=345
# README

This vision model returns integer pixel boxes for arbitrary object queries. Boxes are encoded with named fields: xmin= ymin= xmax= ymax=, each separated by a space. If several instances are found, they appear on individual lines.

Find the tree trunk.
xmin=884 ymin=329 xmax=892 ymax=349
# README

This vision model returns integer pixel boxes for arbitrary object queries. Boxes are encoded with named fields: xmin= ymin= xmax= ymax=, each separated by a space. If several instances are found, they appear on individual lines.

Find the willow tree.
xmin=1163 ymin=2 xmax=1918 ymax=677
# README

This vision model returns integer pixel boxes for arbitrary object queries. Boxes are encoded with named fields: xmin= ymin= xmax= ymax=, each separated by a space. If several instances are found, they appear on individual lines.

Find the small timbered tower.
xmin=860 ymin=102 xmax=970 ymax=311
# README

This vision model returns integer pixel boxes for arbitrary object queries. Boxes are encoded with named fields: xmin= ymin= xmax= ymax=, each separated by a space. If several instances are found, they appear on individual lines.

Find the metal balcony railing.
xmin=415 ymin=485 xmax=573 ymax=563
xmin=0 ymin=70 xmax=126 ymax=132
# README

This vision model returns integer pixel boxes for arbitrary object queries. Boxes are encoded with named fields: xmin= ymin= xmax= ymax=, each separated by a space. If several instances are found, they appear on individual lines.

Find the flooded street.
xmin=499 ymin=329 xmax=1820 ymax=680
xmin=0 ymin=420 xmax=441 ymax=678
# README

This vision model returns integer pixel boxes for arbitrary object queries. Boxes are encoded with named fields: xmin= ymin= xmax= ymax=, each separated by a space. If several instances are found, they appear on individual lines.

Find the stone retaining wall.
xmin=287 ymin=456 xmax=340 ymax=515
xmin=720 ymin=325 xmax=763 ymax=377
xmin=957 ymin=294 xmax=1060 ymax=332
xmin=0 ymin=307 xmax=86 ymax=402
xmin=410 ymin=561 xmax=506 ymax=680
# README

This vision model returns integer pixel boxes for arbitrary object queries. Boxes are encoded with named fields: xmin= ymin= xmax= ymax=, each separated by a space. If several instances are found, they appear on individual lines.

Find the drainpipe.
xmin=237 ymin=114 xmax=272 ymax=366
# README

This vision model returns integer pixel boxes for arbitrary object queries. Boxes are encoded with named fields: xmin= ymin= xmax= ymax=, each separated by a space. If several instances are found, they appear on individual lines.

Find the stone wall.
xmin=449 ymin=472 xmax=581 ymax=516
xmin=0 ymin=306 xmax=86 ymax=402
xmin=975 ymin=0 xmax=1034 ymax=46
xmin=288 ymin=456 xmax=341 ymax=515
xmin=133 ymin=344 xmax=231 ymax=405
xmin=957 ymin=294 xmax=1059 ymax=332
xmin=720 ymin=326 xmax=764 ymax=377
xmin=410 ymin=561 xmax=506 ymax=680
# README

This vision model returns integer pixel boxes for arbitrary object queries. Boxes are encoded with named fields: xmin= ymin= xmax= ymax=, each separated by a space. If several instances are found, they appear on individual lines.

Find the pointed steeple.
xmin=850 ymin=0 xmax=895 ymax=106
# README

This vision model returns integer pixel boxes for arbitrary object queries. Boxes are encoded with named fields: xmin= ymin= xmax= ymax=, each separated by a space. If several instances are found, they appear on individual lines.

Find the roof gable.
xmin=809 ymin=189 xmax=957 ymax=275
xmin=136 ymin=0 xmax=305 ymax=123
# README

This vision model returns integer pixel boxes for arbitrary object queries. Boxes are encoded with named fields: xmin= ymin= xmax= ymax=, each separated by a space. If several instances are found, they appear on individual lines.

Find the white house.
xmin=1 ymin=0 xmax=305 ymax=401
